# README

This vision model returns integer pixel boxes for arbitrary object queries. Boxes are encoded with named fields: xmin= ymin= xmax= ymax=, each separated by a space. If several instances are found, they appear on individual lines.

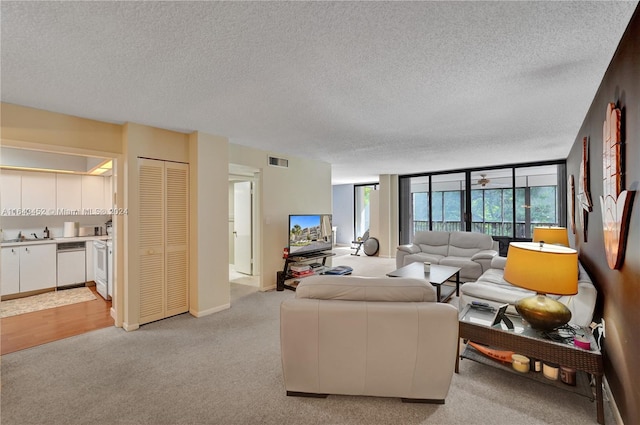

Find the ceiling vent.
xmin=268 ymin=156 xmax=289 ymax=168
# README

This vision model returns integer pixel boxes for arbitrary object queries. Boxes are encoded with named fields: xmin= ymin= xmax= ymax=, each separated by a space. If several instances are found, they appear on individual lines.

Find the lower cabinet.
xmin=1 ymin=247 xmax=20 ymax=295
xmin=1 ymin=244 xmax=57 ymax=295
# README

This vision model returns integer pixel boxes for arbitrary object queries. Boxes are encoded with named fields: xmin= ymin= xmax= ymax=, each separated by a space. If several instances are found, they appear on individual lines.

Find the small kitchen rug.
xmin=0 ymin=287 xmax=97 ymax=318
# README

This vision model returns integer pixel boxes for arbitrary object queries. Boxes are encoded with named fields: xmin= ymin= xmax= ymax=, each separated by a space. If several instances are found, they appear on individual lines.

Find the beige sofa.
xmin=280 ymin=275 xmax=459 ymax=403
xmin=459 ymin=256 xmax=597 ymax=327
xmin=396 ymin=231 xmax=499 ymax=282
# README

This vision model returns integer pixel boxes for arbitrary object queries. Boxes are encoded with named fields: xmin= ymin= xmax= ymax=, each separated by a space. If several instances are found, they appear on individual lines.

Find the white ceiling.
xmin=1 ymin=1 xmax=637 ymax=184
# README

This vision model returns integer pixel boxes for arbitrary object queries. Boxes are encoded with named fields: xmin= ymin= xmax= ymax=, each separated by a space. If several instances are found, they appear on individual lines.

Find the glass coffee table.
xmin=386 ymin=262 xmax=461 ymax=302
xmin=458 ymin=304 xmax=605 ymax=424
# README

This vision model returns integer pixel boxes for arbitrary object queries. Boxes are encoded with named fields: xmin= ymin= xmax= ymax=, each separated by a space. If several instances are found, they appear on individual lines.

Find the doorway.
xmin=0 ymin=146 xmax=118 ymax=351
xmin=229 ymin=165 xmax=261 ymax=288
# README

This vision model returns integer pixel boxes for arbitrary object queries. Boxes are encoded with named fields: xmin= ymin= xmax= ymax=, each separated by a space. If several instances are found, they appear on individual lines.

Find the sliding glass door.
xmin=399 ymin=162 xmax=565 ymax=245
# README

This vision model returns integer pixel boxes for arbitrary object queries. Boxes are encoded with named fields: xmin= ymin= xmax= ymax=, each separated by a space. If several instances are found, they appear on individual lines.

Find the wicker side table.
xmin=457 ymin=305 xmax=604 ymax=424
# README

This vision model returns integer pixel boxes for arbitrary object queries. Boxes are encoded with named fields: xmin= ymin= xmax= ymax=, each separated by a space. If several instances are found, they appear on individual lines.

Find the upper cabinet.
xmin=81 ymin=175 xmax=105 ymax=213
xmin=0 ymin=170 xmax=22 ymax=212
xmin=0 ymin=170 xmax=111 ymax=216
xmin=56 ymin=174 xmax=82 ymax=212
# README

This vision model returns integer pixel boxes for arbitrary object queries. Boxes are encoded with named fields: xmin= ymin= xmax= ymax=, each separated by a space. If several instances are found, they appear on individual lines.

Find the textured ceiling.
xmin=1 ymin=1 xmax=637 ymax=184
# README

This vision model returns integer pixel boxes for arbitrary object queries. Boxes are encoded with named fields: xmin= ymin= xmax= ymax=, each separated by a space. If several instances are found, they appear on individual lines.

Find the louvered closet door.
xmin=165 ymin=162 xmax=189 ymax=317
xmin=139 ymin=159 xmax=166 ymax=324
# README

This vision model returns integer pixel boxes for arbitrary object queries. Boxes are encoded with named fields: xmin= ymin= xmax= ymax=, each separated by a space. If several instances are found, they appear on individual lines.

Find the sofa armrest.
xmin=470 ymin=250 xmax=498 ymax=273
xmin=397 ymin=244 xmax=421 ymax=254
xmin=490 ymin=256 xmax=507 ymax=269
xmin=471 ymin=249 xmax=498 ymax=261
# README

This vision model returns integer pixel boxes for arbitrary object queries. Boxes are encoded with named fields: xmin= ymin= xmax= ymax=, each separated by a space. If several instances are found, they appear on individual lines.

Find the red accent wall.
xmin=567 ymin=6 xmax=640 ymax=423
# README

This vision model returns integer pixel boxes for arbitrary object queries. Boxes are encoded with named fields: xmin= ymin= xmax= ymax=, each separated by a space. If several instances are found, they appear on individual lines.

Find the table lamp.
xmin=532 ymin=226 xmax=569 ymax=247
xmin=504 ymin=242 xmax=578 ymax=331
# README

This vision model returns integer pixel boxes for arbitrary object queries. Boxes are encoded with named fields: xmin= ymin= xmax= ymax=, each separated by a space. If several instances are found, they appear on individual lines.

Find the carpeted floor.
xmin=0 ymin=251 xmax=614 ymax=424
xmin=0 ymin=287 xmax=97 ymax=318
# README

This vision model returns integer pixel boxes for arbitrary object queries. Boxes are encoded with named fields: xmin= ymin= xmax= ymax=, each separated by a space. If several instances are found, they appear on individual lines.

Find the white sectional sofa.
xmin=459 ymin=256 xmax=597 ymax=327
xmin=280 ymin=275 xmax=459 ymax=403
xmin=396 ymin=231 xmax=499 ymax=282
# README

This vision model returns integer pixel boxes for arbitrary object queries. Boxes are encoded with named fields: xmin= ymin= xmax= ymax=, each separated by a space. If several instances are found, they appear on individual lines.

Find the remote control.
xmin=470 ymin=301 xmax=495 ymax=311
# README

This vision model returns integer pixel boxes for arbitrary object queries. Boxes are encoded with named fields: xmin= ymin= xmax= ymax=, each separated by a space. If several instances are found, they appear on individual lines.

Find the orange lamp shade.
xmin=504 ymin=242 xmax=578 ymax=296
xmin=532 ymin=227 xmax=569 ymax=247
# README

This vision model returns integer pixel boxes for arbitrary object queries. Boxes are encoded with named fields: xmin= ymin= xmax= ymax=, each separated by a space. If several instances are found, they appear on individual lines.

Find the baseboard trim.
xmin=122 ymin=322 xmax=139 ymax=332
xmin=190 ymin=303 xmax=230 ymax=317
xmin=603 ymin=376 xmax=624 ymax=425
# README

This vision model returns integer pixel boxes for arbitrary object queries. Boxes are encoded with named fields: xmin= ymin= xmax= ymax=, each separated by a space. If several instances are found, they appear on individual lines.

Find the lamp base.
xmin=515 ymin=294 xmax=571 ymax=331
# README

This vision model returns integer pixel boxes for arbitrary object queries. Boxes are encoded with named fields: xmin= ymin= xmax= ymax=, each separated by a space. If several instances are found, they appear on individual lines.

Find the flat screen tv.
xmin=288 ymin=214 xmax=333 ymax=256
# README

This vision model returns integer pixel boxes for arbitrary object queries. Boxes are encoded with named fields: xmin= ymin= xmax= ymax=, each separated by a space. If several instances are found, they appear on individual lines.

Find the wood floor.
xmin=1 ymin=286 xmax=114 ymax=355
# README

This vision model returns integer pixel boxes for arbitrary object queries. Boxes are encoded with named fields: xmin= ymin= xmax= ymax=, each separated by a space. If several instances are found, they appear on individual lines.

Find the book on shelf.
xmin=290 ymin=263 xmax=311 ymax=273
xmin=324 ymin=265 xmax=353 ymax=275
xmin=291 ymin=269 xmax=315 ymax=278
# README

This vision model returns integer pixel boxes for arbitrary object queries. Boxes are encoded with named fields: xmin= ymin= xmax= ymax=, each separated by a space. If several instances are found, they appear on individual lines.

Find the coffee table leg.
xmin=455 ymin=271 xmax=460 ymax=297
xmin=436 ymin=285 xmax=442 ymax=302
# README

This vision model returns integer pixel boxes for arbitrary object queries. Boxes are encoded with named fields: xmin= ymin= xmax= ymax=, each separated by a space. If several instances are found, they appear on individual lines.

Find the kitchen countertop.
xmin=1 ymin=235 xmax=111 ymax=247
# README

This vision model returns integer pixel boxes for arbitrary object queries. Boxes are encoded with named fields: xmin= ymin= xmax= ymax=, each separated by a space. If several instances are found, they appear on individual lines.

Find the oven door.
xmin=93 ymin=240 xmax=109 ymax=300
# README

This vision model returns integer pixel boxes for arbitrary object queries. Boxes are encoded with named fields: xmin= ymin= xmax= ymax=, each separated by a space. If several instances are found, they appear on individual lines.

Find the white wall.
xmin=332 ymin=184 xmax=354 ymax=245
xmin=189 ymin=132 xmax=230 ymax=317
xmin=122 ymin=122 xmax=190 ymax=330
xmin=228 ymin=146 xmax=332 ymax=290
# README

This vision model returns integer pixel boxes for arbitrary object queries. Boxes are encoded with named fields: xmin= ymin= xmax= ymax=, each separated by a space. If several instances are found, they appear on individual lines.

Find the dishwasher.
xmin=57 ymin=241 xmax=87 ymax=289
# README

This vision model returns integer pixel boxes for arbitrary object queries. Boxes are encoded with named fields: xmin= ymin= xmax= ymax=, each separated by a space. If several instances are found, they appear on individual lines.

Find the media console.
xmin=277 ymin=251 xmax=335 ymax=291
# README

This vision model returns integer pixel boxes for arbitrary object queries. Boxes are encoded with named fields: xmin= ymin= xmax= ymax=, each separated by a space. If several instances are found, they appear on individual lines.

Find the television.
xmin=288 ymin=214 xmax=333 ymax=256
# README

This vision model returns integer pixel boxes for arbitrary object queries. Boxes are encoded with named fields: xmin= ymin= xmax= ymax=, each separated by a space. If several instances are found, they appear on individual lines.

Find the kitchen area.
xmin=1 ymin=147 xmax=116 ymax=306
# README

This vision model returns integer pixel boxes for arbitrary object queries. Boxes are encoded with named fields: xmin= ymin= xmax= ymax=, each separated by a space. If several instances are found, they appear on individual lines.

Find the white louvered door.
xmin=138 ymin=158 xmax=189 ymax=325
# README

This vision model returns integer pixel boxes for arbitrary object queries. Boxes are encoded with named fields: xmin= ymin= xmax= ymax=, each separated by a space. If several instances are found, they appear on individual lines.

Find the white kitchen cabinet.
xmin=56 ymin=174 xmax=82 ymax=212
xmin=1 ymin=247 xmax=20 ymax=295
xmin=0 ymin=170 xmax=22 ymax=214
xmin=18 ymin=244 xmax=57 ymax=292
xmin=1 ymin=243 xmax=56 ymax=295
xmin=21 ymin=172 xmax=56 ymax=213
xmin=82 ymin=175 xmax=105 ymax=212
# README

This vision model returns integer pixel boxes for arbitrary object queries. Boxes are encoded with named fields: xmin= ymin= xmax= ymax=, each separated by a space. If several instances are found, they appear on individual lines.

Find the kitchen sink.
xmin=2 ymin=238 xmax=53 ymax=243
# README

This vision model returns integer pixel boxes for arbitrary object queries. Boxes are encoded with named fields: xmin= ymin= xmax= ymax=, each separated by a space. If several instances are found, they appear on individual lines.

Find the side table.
xmin=457 ymin=305 xmax=605 ymax=424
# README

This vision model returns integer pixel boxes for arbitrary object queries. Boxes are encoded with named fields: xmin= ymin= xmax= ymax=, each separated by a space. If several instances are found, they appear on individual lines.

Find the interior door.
xmin=234 ymin=181 xmax=253 ymax=275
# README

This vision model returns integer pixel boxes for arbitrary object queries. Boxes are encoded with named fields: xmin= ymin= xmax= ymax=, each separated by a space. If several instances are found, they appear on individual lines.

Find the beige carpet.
xmin=0 ymin=287 xmax=97 ymax=318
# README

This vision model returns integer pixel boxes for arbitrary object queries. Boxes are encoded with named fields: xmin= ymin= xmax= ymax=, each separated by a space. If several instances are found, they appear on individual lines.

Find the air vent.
xmin=268 ymin=156 xmax=289 ymax=168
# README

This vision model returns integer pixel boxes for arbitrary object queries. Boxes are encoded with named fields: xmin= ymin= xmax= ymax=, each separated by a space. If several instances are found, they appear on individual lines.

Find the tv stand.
xmin=277 ymin=251 xmax=335 ymax=291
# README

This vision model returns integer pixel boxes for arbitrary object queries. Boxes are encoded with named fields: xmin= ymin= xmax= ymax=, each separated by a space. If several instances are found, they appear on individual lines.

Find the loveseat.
xmin=458 ymin=256 xmax=597 ymax=327
xmin=280 ymin=275 xmax=458 ymax=402
xmin=396 ymin=231 xmax=499 ymax=282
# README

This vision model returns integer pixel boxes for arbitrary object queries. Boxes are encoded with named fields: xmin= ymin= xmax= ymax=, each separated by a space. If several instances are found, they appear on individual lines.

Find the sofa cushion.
xmin=447 ymin=231 xmax=495 ymax=257
xmin=295 ymin=275 xmax=437 ymax=302
xmin=439 ymin=256 xmax=482 ymax=280
xmin=414 ymin=231 xmax=451 ymax=256
xmin=402 ymin=252 xmax=445 ymax=267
